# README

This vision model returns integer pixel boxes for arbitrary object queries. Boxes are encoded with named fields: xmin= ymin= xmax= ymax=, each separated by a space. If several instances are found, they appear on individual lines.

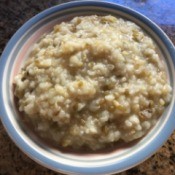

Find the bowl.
xmin=0 ymin=1 xmax=175 ymax=174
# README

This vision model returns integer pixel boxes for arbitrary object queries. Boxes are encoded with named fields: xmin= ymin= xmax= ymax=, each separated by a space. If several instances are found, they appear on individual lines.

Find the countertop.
xmin=0 ymin=0 xmax=175 ymax=175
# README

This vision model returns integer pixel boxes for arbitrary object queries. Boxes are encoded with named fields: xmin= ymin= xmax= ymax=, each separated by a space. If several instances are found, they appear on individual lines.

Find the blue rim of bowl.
xmin=0 ymin=1 xmax=175 ymax=174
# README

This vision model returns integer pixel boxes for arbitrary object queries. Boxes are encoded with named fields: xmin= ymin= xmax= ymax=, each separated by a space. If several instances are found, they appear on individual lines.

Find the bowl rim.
xmin=0 ymin=0 xmax=175 ymax=175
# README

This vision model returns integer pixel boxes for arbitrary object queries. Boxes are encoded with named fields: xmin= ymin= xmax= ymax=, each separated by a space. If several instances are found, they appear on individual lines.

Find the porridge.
xmin=14 ymin=15 xmax=172 ymax=150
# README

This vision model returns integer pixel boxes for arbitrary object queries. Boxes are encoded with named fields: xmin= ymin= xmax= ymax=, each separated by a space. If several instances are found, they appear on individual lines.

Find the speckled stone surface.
xmin=0 ymin=0 xmax=175 ymax=175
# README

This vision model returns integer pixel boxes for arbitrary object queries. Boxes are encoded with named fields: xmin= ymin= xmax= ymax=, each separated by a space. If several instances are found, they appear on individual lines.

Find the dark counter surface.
xmin=0 ymin=0 xmax=175 ymax=175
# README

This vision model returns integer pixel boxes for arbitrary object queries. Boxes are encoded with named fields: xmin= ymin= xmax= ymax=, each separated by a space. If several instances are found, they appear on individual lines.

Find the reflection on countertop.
xmin=0 ymin=0 xmax=174 ymax=175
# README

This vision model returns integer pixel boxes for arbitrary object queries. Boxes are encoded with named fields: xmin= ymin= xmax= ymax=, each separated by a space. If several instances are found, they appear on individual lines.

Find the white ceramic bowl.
xmin=0 ymin=1 xmax=175 ymax=175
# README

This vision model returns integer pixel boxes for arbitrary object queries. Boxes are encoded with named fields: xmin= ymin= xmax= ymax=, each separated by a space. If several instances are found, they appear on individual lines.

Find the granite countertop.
xmin=0 ymin=0 xmax=175 ymax=175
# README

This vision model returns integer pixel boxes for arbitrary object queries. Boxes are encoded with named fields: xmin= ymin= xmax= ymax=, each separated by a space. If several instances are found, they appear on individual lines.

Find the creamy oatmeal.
xmin=14 ymin=15 xmax=172 ymax=150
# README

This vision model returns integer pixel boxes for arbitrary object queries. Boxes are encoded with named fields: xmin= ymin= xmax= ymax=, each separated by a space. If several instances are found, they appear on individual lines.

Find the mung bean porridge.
xmin=14 ymin=15 xmax=172 ymax=150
